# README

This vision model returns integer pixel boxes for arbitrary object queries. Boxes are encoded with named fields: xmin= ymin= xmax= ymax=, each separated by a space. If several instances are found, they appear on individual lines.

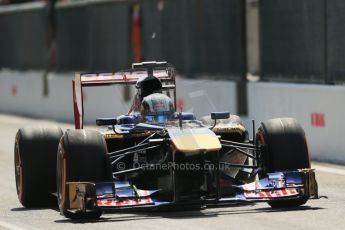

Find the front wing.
xmin=65 ymin=169 xmax=318 ymax=213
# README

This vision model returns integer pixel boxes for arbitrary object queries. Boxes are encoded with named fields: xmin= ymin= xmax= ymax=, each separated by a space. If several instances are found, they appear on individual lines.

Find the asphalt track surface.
xmin=0 ymin=114 xmax=344 ymax=230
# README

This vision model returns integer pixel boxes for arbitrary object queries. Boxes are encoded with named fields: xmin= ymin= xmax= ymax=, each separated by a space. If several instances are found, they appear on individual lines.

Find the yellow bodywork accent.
xmin=169 ymin=129 xmax=221 ymax=153
xmin=212 ymin=124 xmax=246 ymax=135
xmin=67 ymin=182 xmax=95 ymax=210
xmin=299 ymin=168 xmax=318 ymax=198
xmin=200 ymin=115 xmax=246 ymax=136
xmin=104 ymin=133 xmax=123 ymax=139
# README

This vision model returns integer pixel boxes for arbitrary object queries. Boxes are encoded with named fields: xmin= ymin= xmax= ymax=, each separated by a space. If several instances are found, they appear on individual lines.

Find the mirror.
xmin=96 ymin=118 xmax=117 ymax=126
xmin=211 ymin=112 xmax=230 ymax=120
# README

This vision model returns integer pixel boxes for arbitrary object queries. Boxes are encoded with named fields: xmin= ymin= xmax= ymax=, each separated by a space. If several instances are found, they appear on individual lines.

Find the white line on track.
xmin=314 ymin=164 xmax=345 ymax=176
xmin=0 ymin=220 xmax=29 ymax=230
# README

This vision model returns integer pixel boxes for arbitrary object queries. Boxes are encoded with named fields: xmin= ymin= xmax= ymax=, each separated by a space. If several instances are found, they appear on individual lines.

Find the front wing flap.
xmin=66 ymin=169 xmax=318 ymax=212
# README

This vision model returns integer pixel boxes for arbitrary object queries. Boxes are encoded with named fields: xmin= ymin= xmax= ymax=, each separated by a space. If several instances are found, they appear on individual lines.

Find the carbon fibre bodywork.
xmin=63 ymin=61 xmax=318 ymax=215
xmin=65 ymin=169 xmax=317 ymax=213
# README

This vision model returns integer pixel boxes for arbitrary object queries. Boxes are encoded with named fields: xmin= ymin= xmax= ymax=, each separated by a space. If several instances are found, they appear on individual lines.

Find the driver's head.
xmin=140 ymin=93 xmax=174 ymax=122
xmin=136 ymin=75 xmax=162 ymax=101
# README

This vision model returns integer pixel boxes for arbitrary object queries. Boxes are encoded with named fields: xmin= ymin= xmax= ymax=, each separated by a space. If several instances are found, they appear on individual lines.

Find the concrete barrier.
xmin=247 ymin=82 xmax=345 ymax=164
xmin=0 ymin=71 xmax=237 ymax=124
xmin=0 ymin=71 xmax=344 ymax=163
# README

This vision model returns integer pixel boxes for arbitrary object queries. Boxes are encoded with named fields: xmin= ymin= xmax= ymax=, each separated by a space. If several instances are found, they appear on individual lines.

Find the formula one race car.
xmin=14 ymin=61 xmax=318 ymax=219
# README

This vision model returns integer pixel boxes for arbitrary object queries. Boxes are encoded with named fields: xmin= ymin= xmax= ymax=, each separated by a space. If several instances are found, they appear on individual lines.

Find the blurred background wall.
xmin=0 ymin=0 xmax=246 ymax=79
xmin=1 ymin=0 xmax=345 ymax=163
xmin=1 ymin=0 xmax=345 ymax=83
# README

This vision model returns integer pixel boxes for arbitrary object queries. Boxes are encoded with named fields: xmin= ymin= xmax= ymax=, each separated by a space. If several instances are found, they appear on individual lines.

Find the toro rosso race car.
xmin=14 ymin=61 xmax=318 ymax=219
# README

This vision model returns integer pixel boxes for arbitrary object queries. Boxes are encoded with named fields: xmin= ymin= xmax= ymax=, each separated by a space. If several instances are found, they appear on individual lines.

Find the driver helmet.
xmin=140 ymin=93 xmax=174 ymax=122
xmin=136 ymin=75 xmax=162 ymax=102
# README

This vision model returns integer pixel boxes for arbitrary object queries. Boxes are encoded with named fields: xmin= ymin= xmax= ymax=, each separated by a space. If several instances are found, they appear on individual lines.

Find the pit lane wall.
xmin=247 ymin=82 xmax=345 ymax=164
xmin=0 ymin=70 xmax=237 ymax=124
xmin=0 ymin=71 xmax=343 ymax=164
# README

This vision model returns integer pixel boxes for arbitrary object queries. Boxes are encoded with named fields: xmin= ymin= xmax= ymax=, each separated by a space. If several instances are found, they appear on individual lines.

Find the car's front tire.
xmin=57 ymin=130 xmax=110 ymax=219
xmin=256 ymin=118 xmax=310 ymax=208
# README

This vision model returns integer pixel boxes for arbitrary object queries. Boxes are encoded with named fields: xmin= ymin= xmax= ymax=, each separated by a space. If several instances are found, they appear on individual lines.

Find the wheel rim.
xmin=57 ymin=141 xmax=67 ymax=210
xmin=255 ymin=128 xmax=268 ymax=174
xmin=14 ymin=133 xmax=22 ymax=202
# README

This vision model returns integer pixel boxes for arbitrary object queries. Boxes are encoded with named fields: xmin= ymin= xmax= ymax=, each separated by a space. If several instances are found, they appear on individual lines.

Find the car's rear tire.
xmin=57 ymin=130 xmax=110 ymax=219
xmin=14 ymin=126 xmax=63 ymax=207
xmin=256 ymin=118 xmax=310 ymax=208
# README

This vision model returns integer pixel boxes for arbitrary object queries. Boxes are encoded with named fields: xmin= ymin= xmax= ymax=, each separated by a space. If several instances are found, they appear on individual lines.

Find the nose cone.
xmin=168 ymin=128 xmax=221 ymax=154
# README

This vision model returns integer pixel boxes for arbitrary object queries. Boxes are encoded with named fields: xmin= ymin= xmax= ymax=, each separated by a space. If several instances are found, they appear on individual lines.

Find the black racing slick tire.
xmin=256 ymin=118 xmax=311 ymax=208
xmin=14 ymin=126 xmax=63 ymax=207
xmin=57 ymin=130 xmax=110 ymax=219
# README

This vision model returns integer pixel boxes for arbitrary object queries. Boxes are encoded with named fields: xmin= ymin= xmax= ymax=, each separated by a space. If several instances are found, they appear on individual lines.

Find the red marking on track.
xmin=176 ymin=98 xmax=185 ymax=110
xmin=11 ymin=85 xmax=17 ymax=96
xmin=311 ymin=113 xmax=325 ymax=127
